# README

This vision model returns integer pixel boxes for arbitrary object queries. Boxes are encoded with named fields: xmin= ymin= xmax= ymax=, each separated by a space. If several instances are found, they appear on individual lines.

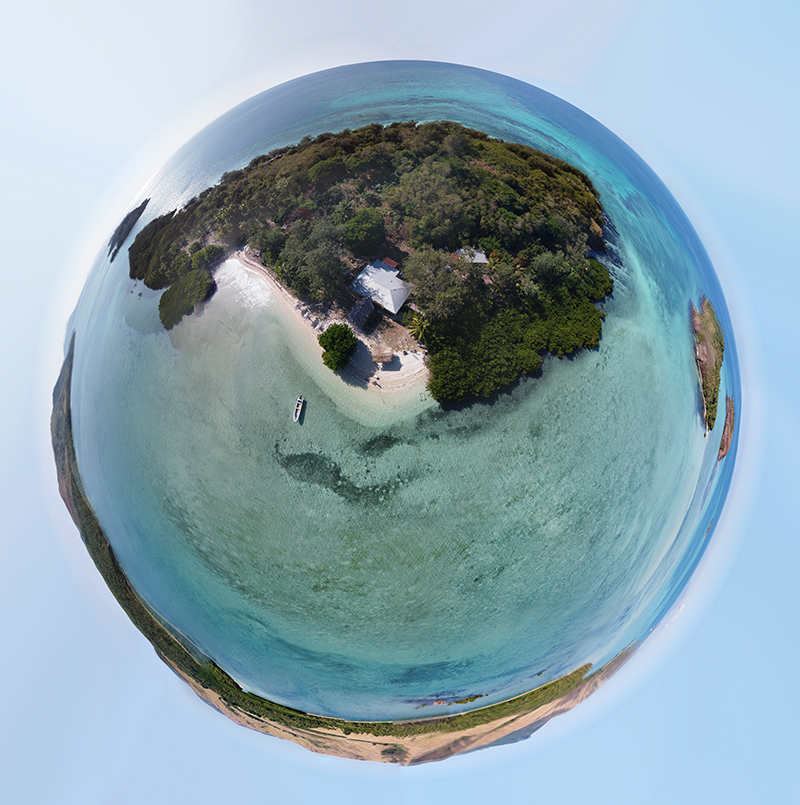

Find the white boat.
xmin=293 ymin=396 xmax=304 ymax=422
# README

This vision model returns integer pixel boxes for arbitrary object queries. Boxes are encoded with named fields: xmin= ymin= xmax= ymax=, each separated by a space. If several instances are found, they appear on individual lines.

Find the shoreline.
xmin=231 ymin=249 xmax=430 ymax=396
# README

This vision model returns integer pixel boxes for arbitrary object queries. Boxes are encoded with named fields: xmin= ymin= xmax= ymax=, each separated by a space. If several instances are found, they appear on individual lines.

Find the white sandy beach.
xmin=231 ymin=249 xmax=430 ymax=395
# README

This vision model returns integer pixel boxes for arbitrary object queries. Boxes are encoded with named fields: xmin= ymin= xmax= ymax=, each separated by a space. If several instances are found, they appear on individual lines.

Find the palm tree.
xmin=407 ymin=312 xmax=429 ymax=344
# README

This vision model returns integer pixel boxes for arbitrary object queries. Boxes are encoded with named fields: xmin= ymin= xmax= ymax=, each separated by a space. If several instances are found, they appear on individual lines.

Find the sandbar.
xmin=232 ymin=249 xmax=430 ymax=395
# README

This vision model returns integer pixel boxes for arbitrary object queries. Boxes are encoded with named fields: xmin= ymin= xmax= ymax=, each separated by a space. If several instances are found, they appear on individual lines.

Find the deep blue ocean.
xmin=66 ymin=62 xmax=740 ymax=721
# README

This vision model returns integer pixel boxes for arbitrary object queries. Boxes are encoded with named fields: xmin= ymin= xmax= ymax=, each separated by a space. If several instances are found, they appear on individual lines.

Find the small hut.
xmin=371 ymin=347 xmax=393 ymax=365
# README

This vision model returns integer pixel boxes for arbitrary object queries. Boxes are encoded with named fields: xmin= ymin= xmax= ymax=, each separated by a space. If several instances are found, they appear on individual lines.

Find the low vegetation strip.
xmin=107 ymin=198 xmax=149 ymax=263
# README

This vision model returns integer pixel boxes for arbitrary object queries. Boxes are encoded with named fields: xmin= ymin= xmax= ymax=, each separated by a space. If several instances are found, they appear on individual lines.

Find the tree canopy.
xmin=343 ymin=207 xmax=386 ymax=256
xmin=318 ymin=323 xmax=358 ymax=370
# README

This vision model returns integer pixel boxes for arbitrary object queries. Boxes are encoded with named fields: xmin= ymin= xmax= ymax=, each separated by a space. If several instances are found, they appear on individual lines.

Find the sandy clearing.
xmin=231 ymin=249 xmax=430 ymax=396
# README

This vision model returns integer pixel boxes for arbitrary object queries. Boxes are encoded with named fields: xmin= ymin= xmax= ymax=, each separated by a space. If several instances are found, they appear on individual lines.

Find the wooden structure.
xmin=348 ymin=297 xmax=374 ymax=329
xmin=371 ymin=347 xmax=393 ymax=364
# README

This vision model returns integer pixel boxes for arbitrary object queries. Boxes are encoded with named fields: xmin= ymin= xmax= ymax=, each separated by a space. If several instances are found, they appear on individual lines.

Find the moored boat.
xmin=293 ymin=396 xmax=304 ymax=422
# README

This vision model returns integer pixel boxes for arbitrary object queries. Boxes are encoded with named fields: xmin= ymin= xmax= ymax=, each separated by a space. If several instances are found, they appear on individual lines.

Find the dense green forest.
xmin=129 ymin=121 xmax=613 ymax=399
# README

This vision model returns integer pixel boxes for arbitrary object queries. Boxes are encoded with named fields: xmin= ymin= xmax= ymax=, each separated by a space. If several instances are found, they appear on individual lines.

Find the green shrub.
xmin=254 ymin=225 xmax=287 ymax=262
xmin=318 ymin=323 xmax=357 ymax=370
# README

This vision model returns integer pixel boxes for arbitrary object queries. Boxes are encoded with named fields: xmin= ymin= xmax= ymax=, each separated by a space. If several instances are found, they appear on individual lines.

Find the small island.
xmin=690 ymin=296 xmax=725 ymax=431
xmin=107 ymin=198 xmax=149 ymax=262
xmin=128 ymin=121 xmax=613 ymax=403
xmin=718 ymin=395 xmax=735 ymax=460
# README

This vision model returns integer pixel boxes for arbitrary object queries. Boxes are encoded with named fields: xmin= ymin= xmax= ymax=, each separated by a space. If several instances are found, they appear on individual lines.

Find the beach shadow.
xmin=338 ymin=340 xmax=376 ymax=389
xmin=377 ymin=355 xmax=402 ymax=372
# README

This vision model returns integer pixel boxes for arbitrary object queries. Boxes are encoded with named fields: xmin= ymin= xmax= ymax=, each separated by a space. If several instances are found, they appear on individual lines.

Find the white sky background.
xmin=1 ymin=0 xmax=798 ymax=801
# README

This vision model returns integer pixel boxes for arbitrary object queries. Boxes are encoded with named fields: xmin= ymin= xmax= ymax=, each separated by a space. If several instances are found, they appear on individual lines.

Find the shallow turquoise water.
xmin=67 ymin=62 xmax=739 ymax=720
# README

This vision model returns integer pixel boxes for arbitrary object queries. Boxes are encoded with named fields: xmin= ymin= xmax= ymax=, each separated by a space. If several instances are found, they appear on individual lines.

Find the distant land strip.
xmin=126 ymin=121 xmax=613 ymax=403
xmin=718 ymin=395 xmax=735 ymax=461
xmin=691 ymin=296 xmax=725 ymax=432
xmin=108 ymin=199 xmax=149 ymax=262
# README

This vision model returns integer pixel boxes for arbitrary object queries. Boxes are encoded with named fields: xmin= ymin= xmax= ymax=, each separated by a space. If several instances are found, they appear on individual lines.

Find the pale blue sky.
xmin=1 ymin=1 xmax=798 ymax=802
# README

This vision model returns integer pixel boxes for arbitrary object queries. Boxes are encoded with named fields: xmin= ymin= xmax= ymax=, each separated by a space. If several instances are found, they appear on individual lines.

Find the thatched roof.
xmin=371 ymin=347 xmax=393 ymax=364
xmin=348 ymin=297 xmax=374 ymax=329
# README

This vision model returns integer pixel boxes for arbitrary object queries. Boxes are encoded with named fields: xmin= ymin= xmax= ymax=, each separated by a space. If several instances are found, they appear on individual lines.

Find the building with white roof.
xmin=349 ymin=260 xmax=412 ymax=315
xmin=456 ymin=248 xmax=489 ymax=264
